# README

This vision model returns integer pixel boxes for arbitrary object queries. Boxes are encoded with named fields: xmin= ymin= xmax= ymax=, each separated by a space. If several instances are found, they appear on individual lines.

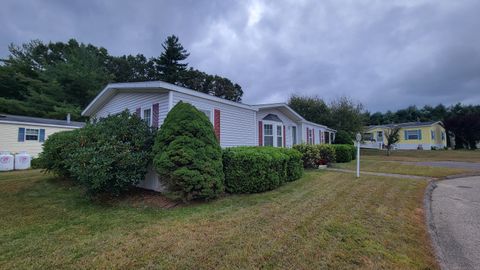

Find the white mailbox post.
xmin=356 ymin=133 xmax=361 ymax=178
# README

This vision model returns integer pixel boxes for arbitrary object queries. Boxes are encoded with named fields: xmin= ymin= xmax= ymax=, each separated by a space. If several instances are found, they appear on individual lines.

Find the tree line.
xmin=288 ymin=95 xmax=480 ymax=149
xmin=0 ymin=35 xmax=243 ymax=120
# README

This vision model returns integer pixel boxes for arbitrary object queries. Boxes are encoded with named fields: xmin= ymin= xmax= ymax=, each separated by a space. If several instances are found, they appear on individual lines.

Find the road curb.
xmin=424 ymin=180 xmax=447 ymax=270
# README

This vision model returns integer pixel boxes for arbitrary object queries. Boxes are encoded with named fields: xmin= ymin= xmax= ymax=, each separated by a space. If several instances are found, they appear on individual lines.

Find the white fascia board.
xmin=0 ymin=121 xmax=82 ymax=129
xmin=252 ymin=103 xmax=306 ymax=121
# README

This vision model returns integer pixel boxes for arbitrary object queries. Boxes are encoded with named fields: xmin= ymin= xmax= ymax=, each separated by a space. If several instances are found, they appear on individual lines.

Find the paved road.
xmin=429 ymin=176 xmax=480 ymax=270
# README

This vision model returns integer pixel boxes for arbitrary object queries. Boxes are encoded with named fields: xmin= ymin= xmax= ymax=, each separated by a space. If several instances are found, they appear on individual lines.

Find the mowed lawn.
xmin=332 ymin=159 xmax=469 ymax=178
xmin=362 ymin=149 xmax=480 ymax=163
xmin=332 ymin=149 xmax=480 ymax=178
xmin=0 ymin=169 xmax=438 ymax=269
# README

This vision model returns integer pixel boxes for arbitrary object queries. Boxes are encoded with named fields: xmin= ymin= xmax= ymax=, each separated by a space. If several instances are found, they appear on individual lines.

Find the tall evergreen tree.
xmin=155 ymin=35 xmax=190 ymax=83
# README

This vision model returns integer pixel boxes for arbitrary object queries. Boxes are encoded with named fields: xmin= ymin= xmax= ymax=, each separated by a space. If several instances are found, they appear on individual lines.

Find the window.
xmin=325 ymin=131 xmax=330 ymax=144
xmin=199 ymin=109 xmax=212 ymax=122
xmin=277 ymin=125 xmax=283 ymax=147
xmin=363 ymin=133 xmax=374 ymax=141
xmin=377 ymin=131 xmax=383 ymax=141
xmin=263 ymin=124 xmax=273 ymax=146
xmin=431 ymin=130 xmax=436 ymax=140
xmin=142 ymin=108 xmax=152 ymax=126
xmin=25 ymin=129 xmax=39 ymax=141
xmin=292 ymin=126 xmax=297 ymax=145
xmin=405 ymin=129 xmax=421 ymax=140
xmin=441 ymin=132 xmax=445 ymax=141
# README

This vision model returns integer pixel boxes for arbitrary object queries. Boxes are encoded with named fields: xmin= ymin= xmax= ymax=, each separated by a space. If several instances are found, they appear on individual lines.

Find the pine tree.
xmin=155 ymin=35 xmax=190 ymax=83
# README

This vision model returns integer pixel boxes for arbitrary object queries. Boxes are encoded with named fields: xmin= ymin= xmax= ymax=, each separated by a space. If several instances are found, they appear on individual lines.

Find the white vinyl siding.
xmin=172 ymin=91 xmax=256 ymax=147
xmin=94 ymin=92 xmax=169 ymax=127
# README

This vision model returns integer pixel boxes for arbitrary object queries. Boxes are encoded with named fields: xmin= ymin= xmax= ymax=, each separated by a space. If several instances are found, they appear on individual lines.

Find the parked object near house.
xmin=0 ymin=152 xmax=14 ymax=171
xmin=82 ymin=80 xmax=336 ymax=192
xmin=14 ymin=152 xmax=31 ymax=170
xmin=361 ymin=121 xmax=447 ymax=150
xmin=0 ymin=114 xmax=85 ymax=157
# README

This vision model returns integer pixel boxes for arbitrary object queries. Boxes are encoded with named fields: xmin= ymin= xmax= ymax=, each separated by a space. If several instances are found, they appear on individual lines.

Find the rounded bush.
xmin=334 ymin=130 xmax=354 ymax=145
xmin=66 ymin=111 xmax=154 ymax=196
xmin=38 ymin=129 xmax=81 ymax=178
xmin=223 ymin=147 xmax=302 ymax=193
xmin=153 ymin=102 xmax=224 ymax=201
xmin=292 ymin=143 xmax=320 ymax=168
xmin=332 ymin=144 xmax=353 ymax=163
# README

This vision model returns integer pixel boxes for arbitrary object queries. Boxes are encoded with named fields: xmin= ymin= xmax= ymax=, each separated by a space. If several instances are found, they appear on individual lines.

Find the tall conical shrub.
xmin=153 ymin=101 xmax=224 ymax=201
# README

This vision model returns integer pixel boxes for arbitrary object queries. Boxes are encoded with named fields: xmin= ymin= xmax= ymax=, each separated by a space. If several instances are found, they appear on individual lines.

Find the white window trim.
xmin=141 ymin=105 xmax=153 ymax=127
xmin=199 ymin=108 xmax=214 ymax=124
xmin=276 ymin=124 xmax=283 ymax=147
xmin=263 ymin=120 xmax=283 ymax=147
xmin=25 ymin=128 xmax=40 ymax=141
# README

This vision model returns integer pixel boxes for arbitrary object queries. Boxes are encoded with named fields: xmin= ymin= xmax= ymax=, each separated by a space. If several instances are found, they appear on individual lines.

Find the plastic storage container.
xmin=0 ymin=152 xmax=14 ymax=171
xmin=14 ymin=152 xmax=31 ymax=170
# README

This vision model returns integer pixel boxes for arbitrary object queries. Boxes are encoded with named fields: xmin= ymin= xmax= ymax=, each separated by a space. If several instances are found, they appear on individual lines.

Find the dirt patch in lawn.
xmin=101 ymin=188 xmax=181 ymax=209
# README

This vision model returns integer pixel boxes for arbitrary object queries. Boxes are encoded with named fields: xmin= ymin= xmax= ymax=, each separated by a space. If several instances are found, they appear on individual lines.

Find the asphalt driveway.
xmin=428 ymin=176 xmax=480 ymax=270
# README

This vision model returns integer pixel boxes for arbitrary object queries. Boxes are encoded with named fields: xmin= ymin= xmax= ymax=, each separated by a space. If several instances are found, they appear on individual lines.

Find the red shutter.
xmin=152 ymin=103 xmax=159 ymax=128
xmin=258 ymin=121 xmax=263 ymax=146
xmin=135 ymin=107 xmax=141 ymax=116
xmin=283 ymin=126 xmax=286 ymax=147
xmin=313 ymin=129 xmax=315 ymax=144
xmin=214 ymin=109 xmax=221 ymax=142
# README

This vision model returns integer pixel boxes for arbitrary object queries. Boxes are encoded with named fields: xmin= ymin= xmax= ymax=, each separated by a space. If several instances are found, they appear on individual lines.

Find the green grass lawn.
xmin=0 ymin=169 xmax=437 ymax=269
xmin=332 ymin=159 xmax=470 ymax=178
xmin=362 ymin=149 xmax=480 ymax=163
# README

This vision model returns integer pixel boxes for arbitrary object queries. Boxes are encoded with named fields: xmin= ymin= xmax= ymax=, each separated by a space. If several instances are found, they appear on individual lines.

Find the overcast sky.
xmin=1 ymin=0 xmax=479 ymax=112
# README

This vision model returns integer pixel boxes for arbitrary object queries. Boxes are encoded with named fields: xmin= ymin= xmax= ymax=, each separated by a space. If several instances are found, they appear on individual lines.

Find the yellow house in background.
xmin=0 ymin=114 xmax=84 ymax=157
xmin=361 ymin=121 xmax=447 ymax=150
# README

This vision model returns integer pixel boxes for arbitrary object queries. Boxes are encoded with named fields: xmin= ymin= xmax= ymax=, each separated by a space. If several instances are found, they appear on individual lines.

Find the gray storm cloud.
xmin=1 ymin=0 xmax=479 ymax=111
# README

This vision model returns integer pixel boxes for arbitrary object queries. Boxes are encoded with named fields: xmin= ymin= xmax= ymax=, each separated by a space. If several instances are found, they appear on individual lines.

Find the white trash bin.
xmin=14 ymin=152 xmax=31 ymax=170
xmin=0 ymin=152 xmax=14 ymax=171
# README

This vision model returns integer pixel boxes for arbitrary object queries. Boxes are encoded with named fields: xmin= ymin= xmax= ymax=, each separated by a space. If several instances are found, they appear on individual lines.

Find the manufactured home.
xmin=0 ymin=114 xmax=85 ymax=157
xmin=361 ymin=121 xmax=447 ymax=150
xmin=82 ymin=81 xmax=336 ymax=191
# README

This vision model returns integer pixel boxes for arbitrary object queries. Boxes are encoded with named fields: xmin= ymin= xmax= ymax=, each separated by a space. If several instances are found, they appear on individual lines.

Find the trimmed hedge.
xmin=153 ymin=102 xmax=224 ymax=201
xmin=332 ymin=144 xmax=353 ymax=163
xmin=223 ymin=147 xmax=303 ymax=194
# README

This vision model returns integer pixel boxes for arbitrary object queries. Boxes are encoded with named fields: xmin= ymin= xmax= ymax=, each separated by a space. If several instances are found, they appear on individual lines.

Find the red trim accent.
xmin=258 ymin=121 xmax=263 ymax=146
xmin=283 ymin=126 xmax=286 ymax=147
xmin=214 ymin=109 xmax=220 ymax=141
xmin=313 ymin=129 xmax=315 ymax=144
xmin=152 ymin=103 xmax=159 ymax=128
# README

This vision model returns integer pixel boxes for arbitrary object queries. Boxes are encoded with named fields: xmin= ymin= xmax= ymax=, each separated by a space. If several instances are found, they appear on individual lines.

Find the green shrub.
xmin=223 ymin=147 xmax=303 ymax=193
xmin=348 ymin=145 xmax=357 ymax=160
xmin=278 ymin=148 xmax=304 ymax=181
xmin=332 ymin=144 xmax=353 ymax=163
xmin=30 ymin=157 xmax=43 ymax=169
xmin=317 ymin=144 xmax=336 ymax=164
xmin=293 ymin=144 xmax=320 ymax=168
xmin=66 ymin=111 xmax=154 ymax=196
xmin=38 ymin=129 xmax=81 ymax=178
xmin=334 ymin=130 xmax=354 ymax=145
xmin=153 ymin=102 xmax=224 ymax=201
